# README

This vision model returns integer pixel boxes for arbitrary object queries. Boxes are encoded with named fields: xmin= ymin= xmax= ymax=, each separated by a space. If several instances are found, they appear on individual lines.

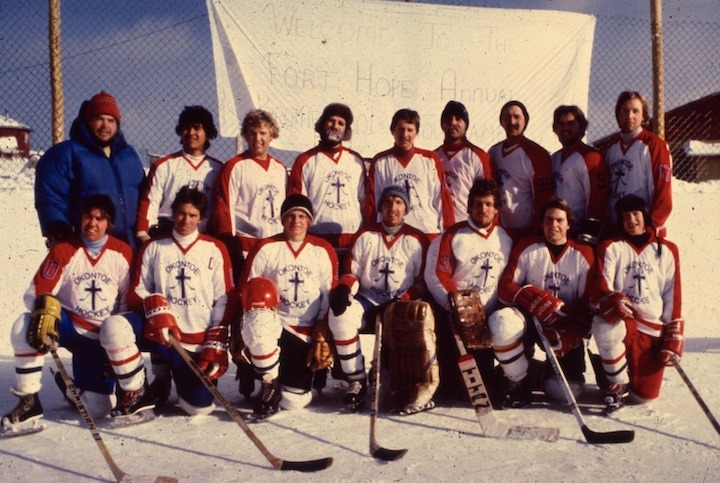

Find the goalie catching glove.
xmin=198 ymin=326 xmax=229 ymax=380
xmin=27 ymin=294 xmax=62 ymax=353
xmin=143 ymin=293 xmax=181 ymax=347
xmin=514 ymin=285 xmax=567 ymax=326
xmin=595 ymin=291 xmax=634 ymax=324
xmin=448 ymin=290 xmax=491 ymax=349
xmin=306 ymin=320 xmax=334 ymax=371
xmin=658 ymin=319 xmax=684 ymax=366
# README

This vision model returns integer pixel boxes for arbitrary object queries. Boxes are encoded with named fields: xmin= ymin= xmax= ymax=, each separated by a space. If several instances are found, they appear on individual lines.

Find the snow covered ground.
xmin=0 ymin=180 xmax=718 ymax=482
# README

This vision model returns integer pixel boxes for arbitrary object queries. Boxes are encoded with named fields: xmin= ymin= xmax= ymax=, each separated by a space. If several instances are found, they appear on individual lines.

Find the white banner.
xmin=207 ymin=0 xmax=595 ymax=156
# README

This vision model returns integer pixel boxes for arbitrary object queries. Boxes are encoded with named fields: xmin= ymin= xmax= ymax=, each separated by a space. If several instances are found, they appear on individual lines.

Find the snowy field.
xmin=0 ymin=180 xmax=718 ymax=482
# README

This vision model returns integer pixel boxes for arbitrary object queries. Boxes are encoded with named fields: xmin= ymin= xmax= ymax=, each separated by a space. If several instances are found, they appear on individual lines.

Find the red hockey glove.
xmin=658 ymin=319 xmax=684 ymax=366
xmin=596 ymin=291 xmax=634 ymax=324
xmin=198 ymin=326 xmax=229 ymax=380
xmin=143 ymin=293 xmax=181 ymax=347
xmin=543 ymin=327 xmax=582 ymax=358
xmin=514 ymin=285 xmax=567 ymax=326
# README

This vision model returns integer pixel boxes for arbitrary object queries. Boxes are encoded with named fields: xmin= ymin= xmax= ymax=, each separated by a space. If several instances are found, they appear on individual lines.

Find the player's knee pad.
xmin=591 ymin=315 xmax=627 ymax=349
xmin=178 ymin=395 xmax=215 ymax=416
xmin=328 ymin=297 xmax=364 ymax=340
xmin=488 ymin=307 xmax=525 ymax=346
xmin=241 ymin=309 xmax=283 ymax=355
xmin=99 ymin=314 xmax=136 ymax=350
xmin=279 ymin=385 xmax=313 ymax=411
xmin=83 ymin=390 xmax=115 ymax=418
xmin=11 ymin=313 xmax=33 ymax=352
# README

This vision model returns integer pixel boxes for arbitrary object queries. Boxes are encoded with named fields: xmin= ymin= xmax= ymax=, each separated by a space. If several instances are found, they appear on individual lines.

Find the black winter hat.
xmin=441 ymin=100 xmax=469 ymax=127
xmin=281 ymin=194 xmax=314 ymax=221
xmin=315 ymin=103 xmax=353 ymax=141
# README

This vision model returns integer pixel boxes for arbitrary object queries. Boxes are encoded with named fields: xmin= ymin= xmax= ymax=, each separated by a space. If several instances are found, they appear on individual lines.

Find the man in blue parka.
xmin=35 ymin=91 xmax=145 ymax=249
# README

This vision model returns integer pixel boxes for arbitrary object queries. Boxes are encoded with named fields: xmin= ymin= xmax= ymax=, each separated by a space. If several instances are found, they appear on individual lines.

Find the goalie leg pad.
xmin=241 ymin=309 xmax=283 ymax=379
xmin=448 ymin=290 xmax=491 ymax=349
xmin=591 ymin=315 xmax=629 ymax=385
xmin=383 ymin=301 xmax=439 ymax=410
xmin=100 ymin=315 xmax=145 ymax=391
xmin=11 ymin=313 xmax=45 ymax=395
xmin=489 ymin=307 xmax=528 ymax=381
xmin=328 ymin=298 xmax=365 ymax=379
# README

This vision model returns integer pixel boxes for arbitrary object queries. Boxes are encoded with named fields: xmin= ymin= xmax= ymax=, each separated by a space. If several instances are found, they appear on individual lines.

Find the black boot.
xmin=253 ymin=374 xmax=282 ymax=420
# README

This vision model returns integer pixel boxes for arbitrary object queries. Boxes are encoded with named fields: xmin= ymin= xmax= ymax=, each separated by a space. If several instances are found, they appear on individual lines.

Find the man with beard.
xmin=488 ymin=100 xmax=554 ymax=241
xmin=35 ymin=91 xmax=145 ymax=248
xmin=434 ymin=100 xmax=493 ymax=223
xmin=289 ymin=103 xmax=368 ymax=257
xmin=551 ymin=105 xmax=608 ymax=243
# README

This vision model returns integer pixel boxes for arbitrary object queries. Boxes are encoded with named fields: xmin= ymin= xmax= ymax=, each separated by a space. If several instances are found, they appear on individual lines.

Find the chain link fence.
xmin=1 ymin=1 xmax=719 ymax=191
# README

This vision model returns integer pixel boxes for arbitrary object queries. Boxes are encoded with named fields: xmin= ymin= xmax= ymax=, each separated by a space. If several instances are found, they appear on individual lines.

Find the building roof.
xmin=0 ymin=113 xmax=31 ymax=131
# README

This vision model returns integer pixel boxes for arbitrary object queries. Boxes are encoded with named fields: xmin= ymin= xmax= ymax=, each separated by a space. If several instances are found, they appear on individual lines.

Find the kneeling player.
xmin=328 ymin=186 xmax=433 ymax=414
xmin=102 ymin=186 xmax=234 ymax=417
xmin=239 ymin=195 xmax=337 ymax=419
xmin=2 ymin=196 xmax=134 ymax=435
xmin=591 ymin=195 xmax=682 ymax=411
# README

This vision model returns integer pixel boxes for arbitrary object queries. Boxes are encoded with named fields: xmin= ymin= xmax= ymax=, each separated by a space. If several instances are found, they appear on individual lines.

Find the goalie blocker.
xmin=382 ymin=301 xmax=439 ymax=415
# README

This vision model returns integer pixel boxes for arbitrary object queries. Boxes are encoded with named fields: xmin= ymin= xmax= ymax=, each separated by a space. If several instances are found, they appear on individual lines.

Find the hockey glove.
xmin=514 ymin=285 xmax=567 ymax=326
xmin=143 ymin=293 xmax=181 ymax=347
xmin=306 ymin=320 xmax=334 ymax=371
xmin=329 ymin=284 xmax=352 ymax=317
xmin=596 ymin=291 xmax=634 ymax=324
xmin=543 ymin=326 xmax=582 ymax=358
xmin=658 ymin=318 xmax=684 ymax=366
xmin=27 ymin=294 xmax=62 ymax=353
xmin=198 ymin=326 xmax=229 ymax=380
xmin=448 ymin=290 xmax=491 ymax=349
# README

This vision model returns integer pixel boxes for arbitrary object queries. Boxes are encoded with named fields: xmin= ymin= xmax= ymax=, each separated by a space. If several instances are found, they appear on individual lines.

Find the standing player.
xmin=494 ymin=197 xmax=596 ymax=408
xmin=367 ymin=108 xmax=454 ymax=240
xmin=102 ymin=186 xmax=234 ymax=417
xmin=435 ymin=100 xmax=493 ymax=223
xmin=35 ymin=91 xmax=144 ymax=248
xmin=2 ymin=196 xmax=133 ymax=434
xmin=328 ymin=186 xmax=431 ymax=414
xmin=551 ymin=105 xmax=608 ymax=243
xmin=602 ymin=91 xmax=672 ymax=236
xmin=591 ymin=195 xmax=682 ymax=411
xmin=489 ymin=100 xmax=554 ymax=241
xmin=136 ymin=105 xmax=222 ymax=243
xmin=425 ymin=179 xmax=512 ymax=403
xmin=289 ymin=103 xmax=368 ymax=256
xmin=239 ymin=194 xmax=338 ymax=419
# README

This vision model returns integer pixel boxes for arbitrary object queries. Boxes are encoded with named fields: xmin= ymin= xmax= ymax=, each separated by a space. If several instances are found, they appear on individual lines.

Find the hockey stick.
xmin=369 ymin=314 xmax=408 ymax=461
xmin=673 ymin=361 xmax=720 ymax=437
xmin=531 ymin=317 xmax=634 ymax=444
xmin=449 ymin=321 xmax=560 ymax=442
xmin=168 ymin=335 xmax=333 ymax=472
xmin=47 ymin=342 xmax=177 ymax=483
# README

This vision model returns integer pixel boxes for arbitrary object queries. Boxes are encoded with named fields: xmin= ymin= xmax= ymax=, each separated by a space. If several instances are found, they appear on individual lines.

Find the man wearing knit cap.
xmin=328 ymin=185 xmax=431 ymax=413
xmin=289 ymin=103 xmax=369 ymax=257
xmin=238 ymin=193 xmax=339 ymax=419
xmin=35 ymin=91 xmax=145 ymax=249
xmin=488 ymin=100 xmax=554 ymax=242
xmin=435 ymin=101 xmax=493 ymax=223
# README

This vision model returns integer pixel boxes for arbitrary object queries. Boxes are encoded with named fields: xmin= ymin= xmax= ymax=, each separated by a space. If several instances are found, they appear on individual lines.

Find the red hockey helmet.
xmin=241 ymin=277 xmax=280 ymax=311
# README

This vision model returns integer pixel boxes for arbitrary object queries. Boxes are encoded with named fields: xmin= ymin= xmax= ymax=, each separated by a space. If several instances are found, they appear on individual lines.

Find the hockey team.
xmin=2 ymin=90 xmax=683 ymax=439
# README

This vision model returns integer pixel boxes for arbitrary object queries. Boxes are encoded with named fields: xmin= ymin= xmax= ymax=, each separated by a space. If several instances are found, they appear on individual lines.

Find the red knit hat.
xmin=83 ymin=91 xmax=121 ymax=124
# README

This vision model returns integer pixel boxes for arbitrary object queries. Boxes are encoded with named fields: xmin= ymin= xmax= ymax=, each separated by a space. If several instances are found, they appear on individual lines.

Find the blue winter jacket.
xmin=34 ymin=105 xmax=145 ymax=248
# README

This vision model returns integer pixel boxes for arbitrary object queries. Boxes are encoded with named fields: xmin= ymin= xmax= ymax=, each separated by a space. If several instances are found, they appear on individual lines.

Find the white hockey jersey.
xmin=136 ymin=151 xmax=222 ymax=235
xmin=130 ymin=231 xmax=234 ymax=350
xmin=551 ymin=143 xmax=608 ymax=225
xmin=212 ymin=151 xmax=287 ymax=254
xmin=435 ymin=139 xmax=493 ymax=222
xmin=242 ymin=234 xmax=338 ymax=342
xmin=425 ymin=220 xmax=512 ymax=312
xmin=498 ymin=236 xmax=596 ymax=313
xmin=343 ymin=222 xmax=428 ymax=306
xmin=26 ymin=236 xmax=133 ymax=340
xmin=367 ymin=146 xmax=454 ymax=237
xmin=289 ymin=145 xmax=368 ymax=249
xmin=595 ymin=232 xmax=681 ymax=337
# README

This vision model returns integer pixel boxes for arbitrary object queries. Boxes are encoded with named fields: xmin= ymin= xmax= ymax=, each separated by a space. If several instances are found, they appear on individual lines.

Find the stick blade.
xmin=279 ymin=457 xmax=333 ymax=472
xmin=119 ymin=475 xmax=178 ymax=482
xmin=581 ymin=425 xmax=635 ymax=444
xmin=371 ymin=446 xmax=408 ymax=461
